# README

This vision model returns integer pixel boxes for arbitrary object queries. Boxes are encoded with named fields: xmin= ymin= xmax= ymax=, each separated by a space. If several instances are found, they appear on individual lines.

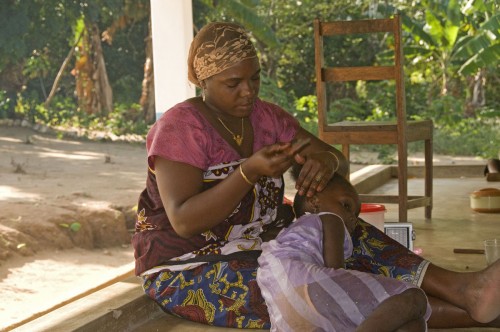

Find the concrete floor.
xmin=374 ymin=176 xmax=499 ymax=273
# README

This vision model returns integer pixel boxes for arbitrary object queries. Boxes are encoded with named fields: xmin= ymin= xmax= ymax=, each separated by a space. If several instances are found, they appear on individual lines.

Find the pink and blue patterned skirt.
xmin=142 ymin=219 xmax=428 ymax=328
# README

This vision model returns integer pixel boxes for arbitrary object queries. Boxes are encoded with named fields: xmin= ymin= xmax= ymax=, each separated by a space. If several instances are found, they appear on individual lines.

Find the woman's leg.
xmin=346 ymin=219 xmax=429 ymax=285
xmin=421 ymin=261 xmax=500 ymax=324
xmin=143 ymin=259 xmax=270 ymax=328
xmin=426 ymin=295 xmax=500 ymax=328
xmin=348 ymin=219 xmax=500 ymax=327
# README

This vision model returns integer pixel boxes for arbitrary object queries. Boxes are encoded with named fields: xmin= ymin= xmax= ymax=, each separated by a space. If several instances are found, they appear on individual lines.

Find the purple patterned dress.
xmin=257 ymin=213 xmax=432 ymax=331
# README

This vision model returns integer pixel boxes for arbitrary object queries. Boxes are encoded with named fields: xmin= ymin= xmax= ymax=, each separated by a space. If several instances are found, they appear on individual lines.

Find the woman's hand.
xmin=289 ymin=127 xmax=347 ymax=198
xmin=294 ymin=150 xmax=339 ymax=197
xmin=243 ymin=139 xmax=310 ymax=182
xmin=157 ymin=139 xmax=308 ymax=238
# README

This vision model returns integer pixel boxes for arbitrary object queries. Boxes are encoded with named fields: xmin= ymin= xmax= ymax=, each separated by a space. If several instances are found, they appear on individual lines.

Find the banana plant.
xmin=455 ymin=0 xmax=499 ymax=76
xmin=402 ymin=0 xmax=499 ymax=98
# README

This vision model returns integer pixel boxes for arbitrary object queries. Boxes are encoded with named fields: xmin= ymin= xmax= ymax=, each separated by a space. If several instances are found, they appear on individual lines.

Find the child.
xmin=257 ymin=170 xmax=431 ymax=331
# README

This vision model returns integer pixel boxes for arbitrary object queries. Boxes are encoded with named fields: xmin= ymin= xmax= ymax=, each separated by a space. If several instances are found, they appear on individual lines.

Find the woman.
xmin=132 ymin=22 xmax=500 ymax=329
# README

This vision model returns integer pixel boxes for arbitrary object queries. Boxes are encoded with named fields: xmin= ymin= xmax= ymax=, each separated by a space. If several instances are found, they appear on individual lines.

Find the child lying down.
xmin=257 ymin=170 xmax=431 ymax=331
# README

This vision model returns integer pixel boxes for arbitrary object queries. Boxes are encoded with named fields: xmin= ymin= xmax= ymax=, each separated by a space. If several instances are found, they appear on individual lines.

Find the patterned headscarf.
xmin=188 ymin=22 xmax=257 ymax=87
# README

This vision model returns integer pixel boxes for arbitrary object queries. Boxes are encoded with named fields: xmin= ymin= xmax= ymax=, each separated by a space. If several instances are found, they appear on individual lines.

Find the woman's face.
xmin=203 ymin=57 xmax=261 ymax=118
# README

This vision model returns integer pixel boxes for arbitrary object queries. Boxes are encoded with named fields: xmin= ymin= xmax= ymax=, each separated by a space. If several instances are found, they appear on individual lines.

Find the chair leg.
xmin=342 ymin=144 xmax=350 ymax=179
xmin=424 ymin=138 xmax=433 ymax=219
xmin=398 ymin=143 xmax=408 ymax=223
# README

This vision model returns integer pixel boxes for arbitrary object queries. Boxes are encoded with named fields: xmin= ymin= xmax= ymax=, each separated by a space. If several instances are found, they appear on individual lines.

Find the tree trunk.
xmin=465 ymin=68 xmax=486 ymax=117
xmin=140 ymin=16 xmax=156 ymax=124
xmin=73 ymin=23 xmax=113 ymax=116
xmin=45 ymin=32 xmax=83 ymax=108
xmin=90 ymin=23 xmax=113 ymax=116
xmin=471 ymin=69 xmax=486 ymax=107
xmin=73 ymin=29 xmax=91 ymax=114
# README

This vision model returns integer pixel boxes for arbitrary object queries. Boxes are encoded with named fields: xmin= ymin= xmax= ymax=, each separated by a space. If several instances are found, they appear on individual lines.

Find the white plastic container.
xmin=359 ymin=204 xmax=386 ymax=231
xmin=470 ymin=188 xmax=500 ymax=213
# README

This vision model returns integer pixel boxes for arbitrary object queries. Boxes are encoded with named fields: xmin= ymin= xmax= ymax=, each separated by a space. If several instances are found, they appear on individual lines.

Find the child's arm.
xmin=320 ymin=214 xmax=346 ymax=269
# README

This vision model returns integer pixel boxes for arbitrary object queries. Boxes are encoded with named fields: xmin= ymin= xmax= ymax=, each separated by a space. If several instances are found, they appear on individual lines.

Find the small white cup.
xmin=484 ymin=239 xmax=500 ymax=266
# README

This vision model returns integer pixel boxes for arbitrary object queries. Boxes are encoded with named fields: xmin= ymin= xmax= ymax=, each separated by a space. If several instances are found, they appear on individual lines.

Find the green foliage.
xmin=422 ymin=92 xmax=499 ymax=158
xmin=0 ymin=0 xmax=149 ymax=117
xmin=1 ymin=0 xmax=498 ymax=159
xmin=192 ymin=0 xmax=279 ymax=47
xmin=106 ymin=103 xmax=149 ymax=136
xmin=434 ymin=116 xmax=499 ymax=158
xmin=63 ymin=103 xmax=149 ymax=136
xmin=0 ymin=0 xmax=81 ymax=103
xmin=259 ymin=73 xmax=295 ymax=112
xmin=402 ymin=0 xmax=500 ymax=97
xmin=376 ymin=145 xmax=397 ymax=164
xmin=10 ymin=94 xmax=76 ymax=125
xmin=102 ymin=13 xmax=149 ymax=104
xmin=327 ymin=97 xmax=369 ymax=122
xmin=13 ymin=91 xmax=40 ymax=123
xmin=293 ymin=95 xmax=318 ymax=135
xmin=426 ymin=95 xmax=464 ymax=125
xmin=7 ymin=92 xmax=149 ymax=137
xmin=0 ymin=91 xmax=14 ymax=119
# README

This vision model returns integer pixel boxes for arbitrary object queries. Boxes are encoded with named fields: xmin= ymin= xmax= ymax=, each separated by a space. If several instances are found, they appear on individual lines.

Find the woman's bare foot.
xmin=465 ymin=260 xmax=500 ymax=323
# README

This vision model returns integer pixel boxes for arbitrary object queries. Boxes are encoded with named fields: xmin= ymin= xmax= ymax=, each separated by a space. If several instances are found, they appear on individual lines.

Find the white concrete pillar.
xmin=150 ymin=0 xmax=195 ymax=119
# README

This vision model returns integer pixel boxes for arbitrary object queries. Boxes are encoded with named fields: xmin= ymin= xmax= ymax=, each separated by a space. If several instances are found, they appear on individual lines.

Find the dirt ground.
xmin=0 ymin=123 xmax=147 ymax=330
xmin=0 ymin=122 xmax=490 ymax=331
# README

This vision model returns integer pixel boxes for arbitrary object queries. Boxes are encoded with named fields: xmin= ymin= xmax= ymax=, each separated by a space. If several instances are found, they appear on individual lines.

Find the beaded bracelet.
xmin=239 ymin=165 xmax=255 ymax=185
xmin=328 ymin=151 xmax=340 ymax=172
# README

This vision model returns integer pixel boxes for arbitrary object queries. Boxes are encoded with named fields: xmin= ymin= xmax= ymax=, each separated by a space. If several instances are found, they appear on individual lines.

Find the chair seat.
xmin=321 ymin=119 xmax=433 ymax=144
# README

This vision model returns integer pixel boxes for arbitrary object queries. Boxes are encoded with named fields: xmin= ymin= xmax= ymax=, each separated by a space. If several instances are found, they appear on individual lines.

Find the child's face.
xmin=318 ymin=180 xmax=360 ymax=233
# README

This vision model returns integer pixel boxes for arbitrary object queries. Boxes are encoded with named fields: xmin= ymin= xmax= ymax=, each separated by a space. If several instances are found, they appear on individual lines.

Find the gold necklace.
xmin=217 ymin=117 xmax=244 ymax=146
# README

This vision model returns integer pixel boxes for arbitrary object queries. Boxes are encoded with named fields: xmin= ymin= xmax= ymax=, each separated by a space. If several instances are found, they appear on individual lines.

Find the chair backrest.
xmin=313 ymin=15 xmax=406 ymax=137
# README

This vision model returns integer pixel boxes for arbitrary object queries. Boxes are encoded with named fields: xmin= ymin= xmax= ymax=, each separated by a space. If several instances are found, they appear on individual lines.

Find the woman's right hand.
xmin=243 ymin=140 xmax=310 ymax=181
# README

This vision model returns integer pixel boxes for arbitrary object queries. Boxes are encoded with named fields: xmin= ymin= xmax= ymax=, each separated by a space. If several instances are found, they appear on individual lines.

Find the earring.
xmin=202 ymin=90 xmax=206 ymax=102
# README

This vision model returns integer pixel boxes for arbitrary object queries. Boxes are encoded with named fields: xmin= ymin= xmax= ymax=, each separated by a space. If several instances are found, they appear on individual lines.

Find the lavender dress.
xmin=257 ymin=212 xmax=431 ymax=331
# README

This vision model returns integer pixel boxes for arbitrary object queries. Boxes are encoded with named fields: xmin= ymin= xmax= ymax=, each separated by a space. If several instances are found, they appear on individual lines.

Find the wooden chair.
xmin=313 ymin=14 xmax=433 ymax=222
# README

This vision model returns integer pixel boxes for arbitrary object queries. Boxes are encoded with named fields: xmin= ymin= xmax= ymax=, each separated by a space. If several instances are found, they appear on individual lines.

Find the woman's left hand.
xmin=294 ymin=151 xmax=338 ymax=197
